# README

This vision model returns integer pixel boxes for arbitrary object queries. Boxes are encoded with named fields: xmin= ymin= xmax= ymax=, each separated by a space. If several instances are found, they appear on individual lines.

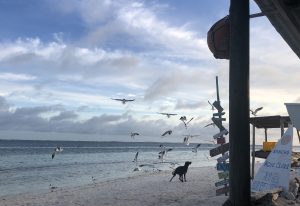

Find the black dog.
xmin=169 ymin=161 xmax=192 ymax=182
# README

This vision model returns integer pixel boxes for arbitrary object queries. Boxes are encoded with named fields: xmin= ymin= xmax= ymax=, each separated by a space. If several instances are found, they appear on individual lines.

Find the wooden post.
xmin=280 ymin=118 xmax=284 ymax=137
xmin=264 ymin=128 xmax=267 ymax=142
xmin=251 ymin=125 xmax=255 ymax=179
xmin=228 ymin=0 xmax=250 ymax=205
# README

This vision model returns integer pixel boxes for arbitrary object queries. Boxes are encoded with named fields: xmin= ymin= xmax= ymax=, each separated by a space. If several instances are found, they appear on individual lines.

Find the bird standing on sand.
xmin=131 ymin=132 xmax=140 ymax=139
xmin=52 ymin=146 xmax=63 ymax=159
xmin=111 ymin=98 xmax=135 ymax=104
xmin=158 ymin=112 xmax=178 ymax=118
xmin=250 ymin=107 xmax=263 ymax=116
xmin=161 ymin=130 xmax=172 ymax=137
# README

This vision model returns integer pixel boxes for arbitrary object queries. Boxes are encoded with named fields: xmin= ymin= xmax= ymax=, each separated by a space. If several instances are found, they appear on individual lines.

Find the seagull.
xmin=203 ymin=122 xmax=215 ymax=128
xmin=250 ymin=107 xmax=263 ymax=116
xmin=132 ymin=152 xmax=141 ymax=171
xmin=130 ymin=132 xmax=140 ymax=139
xmin=161 ymin=130 xmax=172 ymax=137
xmin=183 ymin=134 xmax=201 ymax=145
xmin=192 ymin=144 xmax=202 ymax=153
xmin=208 ymin=100 xmax=215 ymax=110
xmin=158 ymin=112 xmax=178 ymax=118
xmin=92 ymin=176 xmax=96 ymax=184
xmin=49 ymin=184 xmax=58 ymax=191
xmin=158 ymin=145 xmax=173 ymax=162
xmin=180 ymin=116 xmax=194 ymax=129
xmin=51 ymin=146 xmax=63 ymax=159
xmin=133 ymin=152 xmax=139 ymax=163
xmin=111 ymin=98 xmax=135 ymax=104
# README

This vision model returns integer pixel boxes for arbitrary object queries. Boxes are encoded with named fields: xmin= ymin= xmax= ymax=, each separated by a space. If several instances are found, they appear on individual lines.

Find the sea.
xmin=0 ymin=139 xmax=219 ymax=197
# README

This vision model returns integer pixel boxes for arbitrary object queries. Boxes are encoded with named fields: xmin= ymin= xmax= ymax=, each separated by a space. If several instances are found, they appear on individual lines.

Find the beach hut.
xmin=226 ymin=0 xmax=300 ymax=205
xmin=249 ymin=115 xmax=291 ymax=178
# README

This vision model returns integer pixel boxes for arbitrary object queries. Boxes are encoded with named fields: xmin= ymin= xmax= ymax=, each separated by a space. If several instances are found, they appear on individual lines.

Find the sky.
xmin=0 ymin=0 xmax=299 ymax=143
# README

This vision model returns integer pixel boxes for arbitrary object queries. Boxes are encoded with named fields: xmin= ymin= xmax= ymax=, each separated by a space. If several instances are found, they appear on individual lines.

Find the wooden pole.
xmin=251 ymin=125 xmax=255 ymax=179
xmin=228 ymin=0 xmax=250 ymax=205
xmin=264 ymin=128 xmax=267 ymax=142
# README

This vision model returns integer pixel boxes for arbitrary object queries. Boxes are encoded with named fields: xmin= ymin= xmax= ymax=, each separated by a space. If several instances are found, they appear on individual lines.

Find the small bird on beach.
xmin=208 ymin=100 xmax=215 ymax=110
xmin=192 ymin=144 xmax=201 ymax=153
xmin=130 ymin=132 xmax=140 ymax=139
xmin=111 ymin=98 xmax=135 ymax=104
xmin=250 ymin=107 xmax=263 ymax=116
xmin=161 ymin=130 xmax=172 ymax=137
xmin=92 ymin=176 xmax=96 ymax=184
xmin=158 ymin=112 xmax=178 ymax=118
xmin=49 ymin=184 xmax=58 ymax=192
xmin=51 ymin=146 xmax=63 ymax=159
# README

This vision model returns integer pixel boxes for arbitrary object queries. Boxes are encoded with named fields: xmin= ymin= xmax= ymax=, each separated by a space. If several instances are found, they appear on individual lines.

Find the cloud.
xmin=175 ymin=100 xmax=206 ymax=110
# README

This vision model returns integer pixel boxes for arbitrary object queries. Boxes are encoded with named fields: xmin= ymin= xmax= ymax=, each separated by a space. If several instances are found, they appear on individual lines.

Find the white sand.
xmin=0 ymin=167 xmax=228 ymax=206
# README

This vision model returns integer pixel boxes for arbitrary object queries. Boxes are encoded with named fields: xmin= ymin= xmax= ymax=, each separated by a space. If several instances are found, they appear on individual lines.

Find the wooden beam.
xmin=228 ymin=0 xmax=250 ymax=205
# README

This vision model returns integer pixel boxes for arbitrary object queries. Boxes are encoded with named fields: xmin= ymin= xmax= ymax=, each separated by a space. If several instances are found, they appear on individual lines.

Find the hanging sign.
xmin=218 ymin=171 xmax=229 ymax=179
xmin=251 ymin=126 xmax=293 ymax=192
xmin=216 ymin=186 xmax=230 ymax=196
xmin=215 ymin=179 xmax=229 ymax=187
xmin=216 ymin=162 xmax=230 ymax=171
xmin=217 ymin=152 xmax=229 ymax=163
xmin=210 ymin=143 xmax=230 ymax=157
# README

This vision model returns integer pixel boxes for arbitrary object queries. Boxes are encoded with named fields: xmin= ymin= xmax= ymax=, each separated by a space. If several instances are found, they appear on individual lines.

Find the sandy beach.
xmin=0 ymin=167 xmax=228 ymax=206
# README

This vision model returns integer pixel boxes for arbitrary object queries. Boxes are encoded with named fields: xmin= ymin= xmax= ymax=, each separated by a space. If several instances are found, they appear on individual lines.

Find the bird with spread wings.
xmin=157 ymin=112 xmax=178 ymax=118
xmin=250 ymin=107 xmax=263 ymax=116
xmin=111 ymin=98 xmax=135 ymax=104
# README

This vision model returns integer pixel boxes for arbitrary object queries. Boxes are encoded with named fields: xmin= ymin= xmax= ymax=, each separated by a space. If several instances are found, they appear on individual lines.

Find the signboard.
xmin=218 ymin=171 xmax=229 ymax=179
xmin=215 ymin=179 xmax=229 ymax=187
xmin=212 ymin=117 xmax=226 ymax=131
xmin=216 ymin=186 xmax=230 ymax=196
xmin=213 ymin=129 xmax=228 ymax=139
xmin=217 ymin=152 xmax=229 ymax=163
xmin=217 ymin=137 xmax=226 ymax=144
xmin=213 ymin=101 xmax=224 ymax=112
xmin=251 ymin=126 xmax=293 ymax=192
xmin=210 ymin=143 xmax=230 ymax=157
xmin=213 ymin=112 xmax=225 ymax=116
xmin=216 ymin=162 xmax=230 ymax=171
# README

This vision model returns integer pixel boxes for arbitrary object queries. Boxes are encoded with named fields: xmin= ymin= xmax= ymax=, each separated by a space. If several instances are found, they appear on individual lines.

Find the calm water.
xmin=0 ymin=140 xmax=218 ymax=197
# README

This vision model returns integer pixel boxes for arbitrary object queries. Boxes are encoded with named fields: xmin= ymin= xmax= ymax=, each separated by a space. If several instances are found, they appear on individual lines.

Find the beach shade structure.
xmin=207 ymin=15 xmax=230 ymax=60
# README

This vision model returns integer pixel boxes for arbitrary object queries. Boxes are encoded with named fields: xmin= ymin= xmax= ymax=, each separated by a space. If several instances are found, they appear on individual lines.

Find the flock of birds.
xmin=50 ymin=98 xmax=264 ymax=175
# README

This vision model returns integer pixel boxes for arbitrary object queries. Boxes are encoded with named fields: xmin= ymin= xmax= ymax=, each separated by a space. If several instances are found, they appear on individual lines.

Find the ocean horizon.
xmin=0 ymin=139 xmax=217 ymax=197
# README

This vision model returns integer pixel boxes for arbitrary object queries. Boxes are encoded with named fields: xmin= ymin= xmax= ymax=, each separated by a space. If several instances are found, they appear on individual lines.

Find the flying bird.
xmin=158 ymin=112 xmax=178 ymax=118
xmin=161 ymin=130 xmax=172 ymax=137
xmin=250 ymin=107 xmax=263 ymax=116
xmin=51 ymin=146 xmax=63 ymax=159
xmin=158 ymin=145 xmax=173 ymax=162
xmin=182 ymin=134 xmax=200 ymax=145
xmin=180 ymin=117 xmax=194 ymax=129
xmin=111 ymin=98 xmax=135 ymax=104
xmin=130 ymin=132 xmax=140 ymax=139
xmin=208 ymin=100 xmax=215 ymax=110
xmin=133 ymin=152 xmax=139 ymax=163
xmin=203 ymin=122 xmax=215 ymax=128
xmin=192 ymin=144 xmax=202 ymax=153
